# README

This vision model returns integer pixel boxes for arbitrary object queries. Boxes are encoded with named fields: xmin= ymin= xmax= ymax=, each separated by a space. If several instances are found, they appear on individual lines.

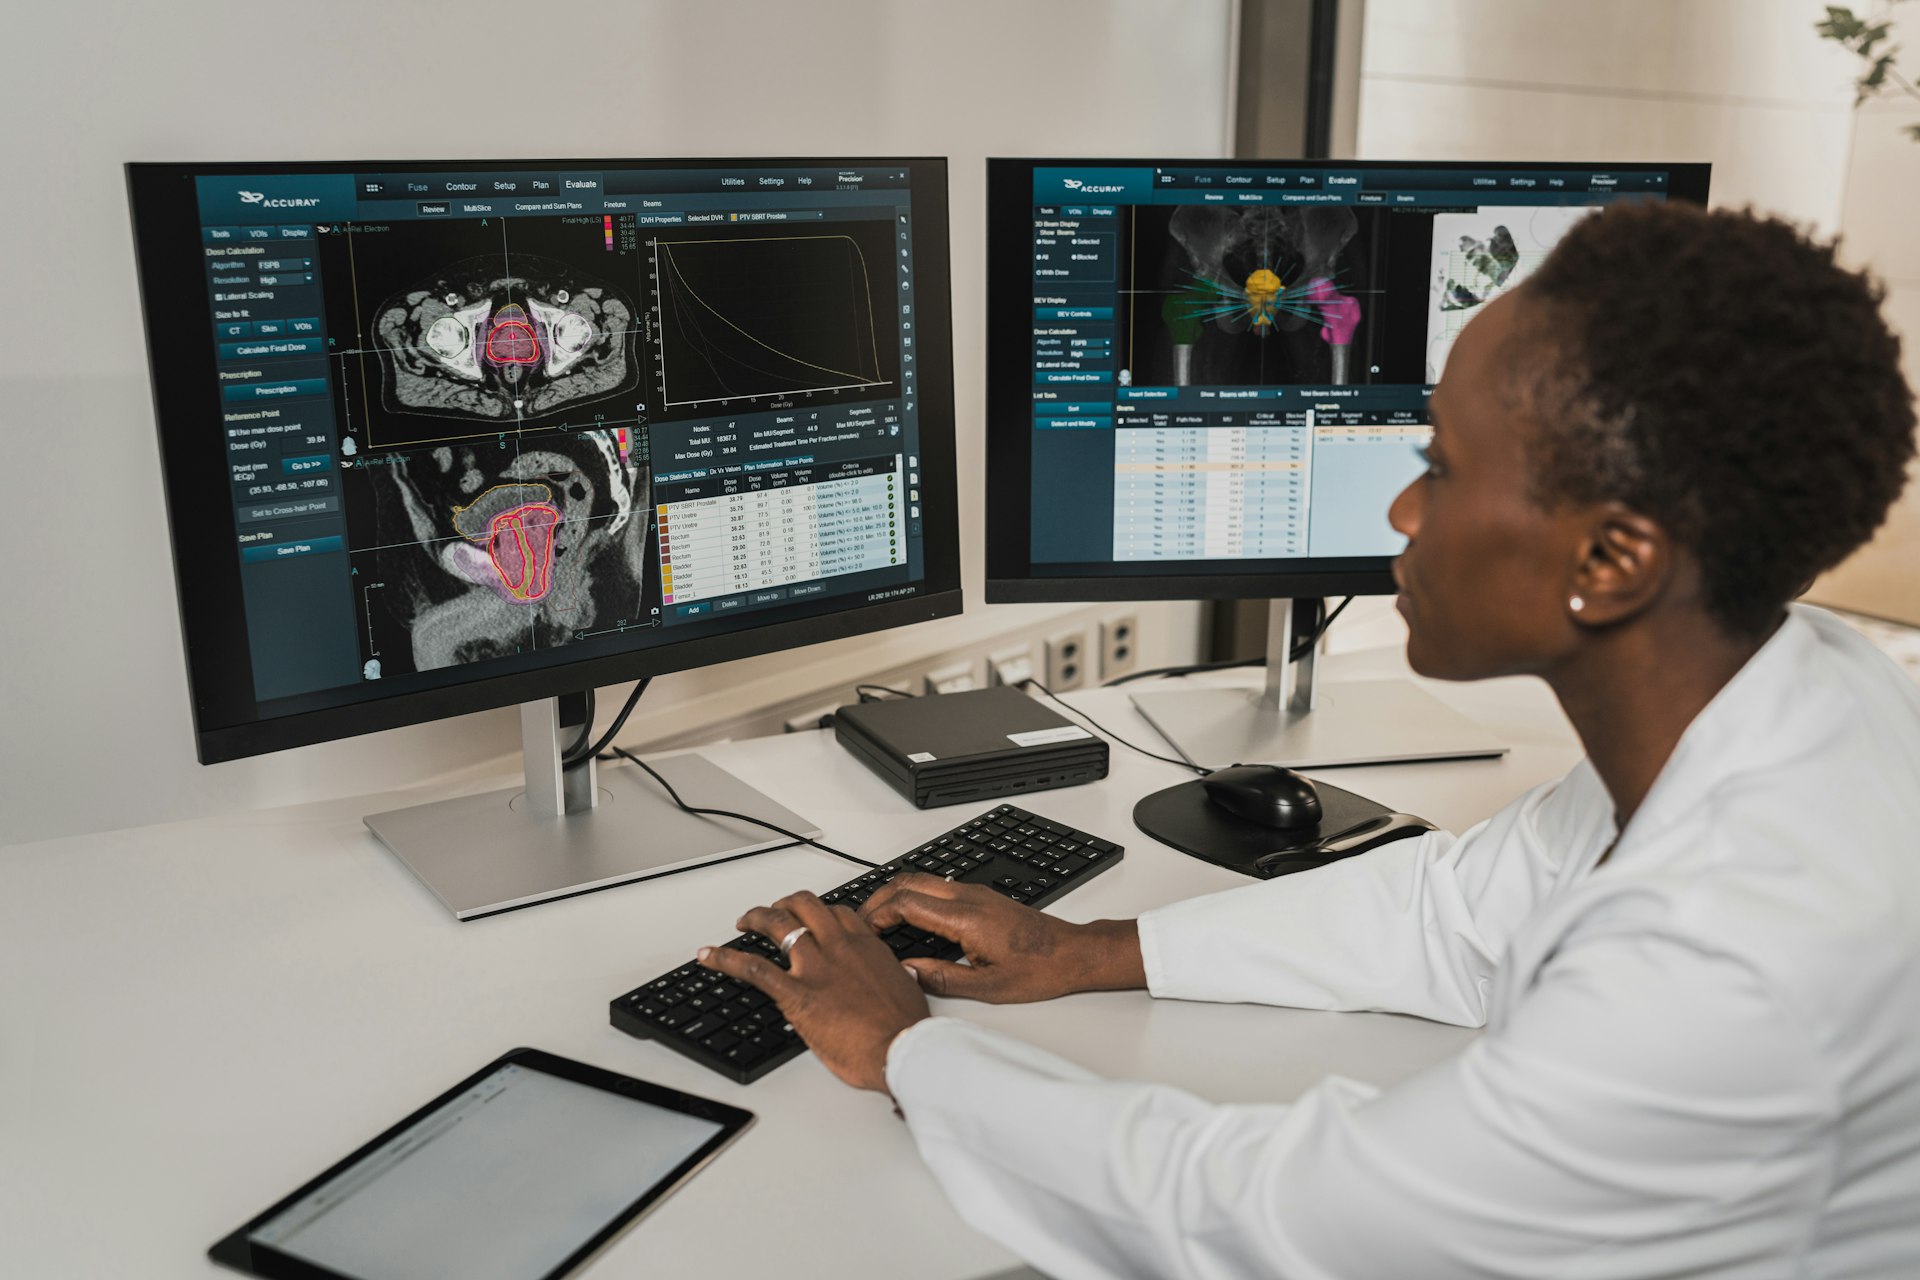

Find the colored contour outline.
xmin=485 ymin=304 xmax=541 ymax=365
xmin=1306 ymin=277 xmax=1361 ymax=346
xmin=486 ymin=502 xmax=562 ymax=603
xmin=451 ymin=482 xmax=555 ymax=543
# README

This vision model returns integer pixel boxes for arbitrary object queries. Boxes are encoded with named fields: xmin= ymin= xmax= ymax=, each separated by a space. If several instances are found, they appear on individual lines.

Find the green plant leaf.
xmin=1815 ymin=5 xmax=1920 ymax=135
xmin=1820 ymin=7 xmax=1894 ymax=55
xmin=1850 ymin=50 xmax=1896 ymax=106
xmin=1817 ymin=5 xmax=1864 ymax=41
xmin=1818 ymin=6 xmax=1873 ymax=44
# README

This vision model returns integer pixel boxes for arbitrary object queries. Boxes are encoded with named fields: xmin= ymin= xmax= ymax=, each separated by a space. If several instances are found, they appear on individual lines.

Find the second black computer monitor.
xmin=984 ymin=158 xmax=1711 ymax=604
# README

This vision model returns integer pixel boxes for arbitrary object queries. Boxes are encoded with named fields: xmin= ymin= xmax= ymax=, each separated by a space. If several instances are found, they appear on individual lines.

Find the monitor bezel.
xmin=982 ymin=156 xmax=1712 ymax=603
xmin=128 ymin=156 xmax=961 ymax=765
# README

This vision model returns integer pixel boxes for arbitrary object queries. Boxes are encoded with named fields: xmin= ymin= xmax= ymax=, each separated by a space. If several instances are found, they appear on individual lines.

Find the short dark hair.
xmin=1515 ymin=200 xmax=1916 ymax=637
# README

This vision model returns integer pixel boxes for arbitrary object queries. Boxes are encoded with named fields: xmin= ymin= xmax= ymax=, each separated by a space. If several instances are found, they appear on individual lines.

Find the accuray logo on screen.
xmin=237 ymin=190 xmax=322 ymax=208
xmin=1061 ymin=178 xmax=1126 ymax=194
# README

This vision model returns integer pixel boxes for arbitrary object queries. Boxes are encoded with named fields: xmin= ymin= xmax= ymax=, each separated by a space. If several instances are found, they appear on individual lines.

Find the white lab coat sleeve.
xmin=887 ymin=930 xmax=1833 ymax=1280
xmin=1138 ymin=771 xmax=1593 ymax=1025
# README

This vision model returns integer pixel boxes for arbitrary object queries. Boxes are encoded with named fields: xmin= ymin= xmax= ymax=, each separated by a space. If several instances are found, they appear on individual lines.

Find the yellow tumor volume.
xmin=1244 ymin=268 xmax=1283 ymax=330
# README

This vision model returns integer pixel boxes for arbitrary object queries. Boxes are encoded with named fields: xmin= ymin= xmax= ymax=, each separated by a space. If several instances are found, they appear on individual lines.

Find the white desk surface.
xmin=0 ymin=653 xmax=1581 ymax=1278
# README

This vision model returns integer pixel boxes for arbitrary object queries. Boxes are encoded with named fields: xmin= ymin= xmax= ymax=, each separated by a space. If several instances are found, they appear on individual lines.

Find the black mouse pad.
xmin=1133 ymin=778 xmax=1428 ymax=878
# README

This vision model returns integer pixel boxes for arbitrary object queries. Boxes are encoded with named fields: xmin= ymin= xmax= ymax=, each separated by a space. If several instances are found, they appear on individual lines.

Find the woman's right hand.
xmin=859 ymin=873 xmax=1146 ymax=1003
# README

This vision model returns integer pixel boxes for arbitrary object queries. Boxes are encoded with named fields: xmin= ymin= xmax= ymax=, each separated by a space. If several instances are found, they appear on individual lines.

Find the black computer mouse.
xmin=1201 ymin=764 xmax=1324 ymax=830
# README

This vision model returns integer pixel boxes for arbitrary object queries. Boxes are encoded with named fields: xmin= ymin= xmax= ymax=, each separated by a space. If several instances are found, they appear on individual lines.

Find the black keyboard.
xmin=609 ymin=804 xmax=1125 ymax=1084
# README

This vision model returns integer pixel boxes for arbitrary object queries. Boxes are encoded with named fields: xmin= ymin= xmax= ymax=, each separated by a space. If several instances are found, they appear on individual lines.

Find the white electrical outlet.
xmin=1100 ymin=613 xmax=1139 ymax=681
xmin=988 ymin=644 xmax=1036 ymax=689
xmin=924 ymin=660 xmax=978 ymax=695
xmin=1044 ymin=628 xmax=1091 ymax=691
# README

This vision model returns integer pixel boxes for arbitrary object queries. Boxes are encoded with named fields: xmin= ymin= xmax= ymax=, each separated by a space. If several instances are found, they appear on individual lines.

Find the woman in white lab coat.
xmin=698 ymin=202 xmax=1920 ymax=1277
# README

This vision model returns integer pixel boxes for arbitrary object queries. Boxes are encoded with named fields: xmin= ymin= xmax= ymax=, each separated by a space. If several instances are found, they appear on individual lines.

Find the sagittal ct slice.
xmin=374 ymin=254 xmax=639 ymax=421
xmin=449 ymin=482 xmax=563 ymax=605
xmin=350 ymin=429 xmax=651 ymax=673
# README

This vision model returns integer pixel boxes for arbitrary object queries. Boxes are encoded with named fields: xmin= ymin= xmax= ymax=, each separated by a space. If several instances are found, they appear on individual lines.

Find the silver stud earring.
xmin=1569 ymin=597 xmax=1586 ymax=613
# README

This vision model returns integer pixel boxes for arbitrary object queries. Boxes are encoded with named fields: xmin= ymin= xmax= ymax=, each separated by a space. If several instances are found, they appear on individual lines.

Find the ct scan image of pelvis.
xmin=374 ymin=254 xmax=638 ymax=422
xmin=349 ymin=429 xmax=651 ymax=674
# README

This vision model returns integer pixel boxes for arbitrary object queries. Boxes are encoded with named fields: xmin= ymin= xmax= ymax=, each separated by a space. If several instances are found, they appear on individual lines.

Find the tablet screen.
xmin=245 ymin=1061 xmax=725 ymax=1280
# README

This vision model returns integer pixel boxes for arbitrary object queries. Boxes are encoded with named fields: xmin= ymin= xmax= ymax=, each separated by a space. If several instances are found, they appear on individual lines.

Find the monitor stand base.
xmin=1131 ymin=598 xmax=1508 ymax=771
xmin=366 ymin=696 xmax=816 ymax=920
xmin=1131 ymin=679 xmax=1507 ymax=771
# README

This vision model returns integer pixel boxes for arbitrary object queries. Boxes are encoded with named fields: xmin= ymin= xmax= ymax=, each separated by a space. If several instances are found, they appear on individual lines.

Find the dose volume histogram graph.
xmin=651 ymin=222 xmax=899 ymax=408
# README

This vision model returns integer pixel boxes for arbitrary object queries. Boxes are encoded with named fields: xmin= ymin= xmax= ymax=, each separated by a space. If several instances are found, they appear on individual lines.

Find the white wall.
xmin=0 ymin=0 xmax=1232 ymax=846
xmin=1808 ymin=4 xmax=1920 ymax=626
xmin=1355 ymin=0 xmax=1861 ymax=228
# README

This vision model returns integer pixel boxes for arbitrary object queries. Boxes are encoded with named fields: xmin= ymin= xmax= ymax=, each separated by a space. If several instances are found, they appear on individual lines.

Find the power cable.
xmin=606 ymin=745 xmax=879 ymax=870
xmin=1103 ymin=596 xmax=1354 ymax=687
xmin=1020 ymin=678 xmax=1210 ymax=777
xmin=563 ymin=678 xmax=651 ymax=771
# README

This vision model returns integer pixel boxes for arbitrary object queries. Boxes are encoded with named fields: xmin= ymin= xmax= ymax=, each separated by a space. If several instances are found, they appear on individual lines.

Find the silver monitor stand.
xmin=365 ymin=695 xmax=817 ymax=920
xmin=1130 ymin=599 xmax=1508 ymax=771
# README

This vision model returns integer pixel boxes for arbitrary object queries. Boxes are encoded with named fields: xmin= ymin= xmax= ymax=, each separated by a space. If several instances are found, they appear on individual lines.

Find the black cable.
xmin=563 ymin=688 xmax=597 ymax=760
xmin=1105 ymin=656 xmax=1262 ymax=687
xmin=1101 ymin=596 xmax=1356 ymax=687
xmin=563 ymin=678 xmax=651 ymax=771
xmin=855 ymin=683 xmax=917 ymax=702
xmin=1300 ymin=595 xmax=1354 ymax=659
xmin=1021 ymin=678 xmax=1209 ymax=777
xmin=606 ymin=745 xmax=880 ymax=869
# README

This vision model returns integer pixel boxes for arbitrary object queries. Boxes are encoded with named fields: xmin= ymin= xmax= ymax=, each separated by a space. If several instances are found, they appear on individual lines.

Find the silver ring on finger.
xmin=778 ymin=925 xmax=811 ymax=957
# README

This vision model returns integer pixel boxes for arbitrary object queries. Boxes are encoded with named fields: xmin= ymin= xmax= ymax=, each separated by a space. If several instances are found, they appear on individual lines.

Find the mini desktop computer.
xmin=834 ymin=685 xmax=1111 ymax=808
xmin=127 ymin=156 xmax=961 ymax=918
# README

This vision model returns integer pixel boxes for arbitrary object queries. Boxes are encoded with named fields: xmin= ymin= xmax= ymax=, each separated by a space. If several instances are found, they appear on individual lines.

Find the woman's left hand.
xmin=698 ymin=890 xmax=931 ymax=1093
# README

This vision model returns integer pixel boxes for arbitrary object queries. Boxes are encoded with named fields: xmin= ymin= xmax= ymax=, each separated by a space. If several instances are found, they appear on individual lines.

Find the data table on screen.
xmin=659 ymin=461 xmax=903 ymax=606
xmin=1113 ymin=423 xmax=1310 ymax=560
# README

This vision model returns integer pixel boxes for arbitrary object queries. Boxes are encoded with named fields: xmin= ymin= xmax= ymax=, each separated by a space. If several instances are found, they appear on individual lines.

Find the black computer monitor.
xmin=128 ymin=156 xmax=959 ymax=917
xmin=983 ymin=157 xmax=1710 ymax=768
